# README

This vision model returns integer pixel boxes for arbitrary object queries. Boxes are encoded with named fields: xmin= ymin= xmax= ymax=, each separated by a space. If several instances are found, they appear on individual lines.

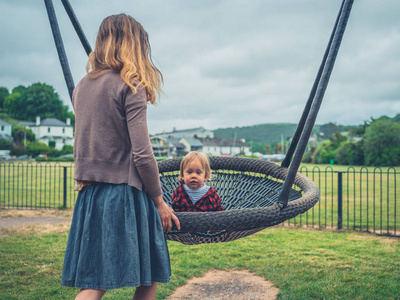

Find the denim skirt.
xmin=61 ymin=183 xmax=171 ymax=290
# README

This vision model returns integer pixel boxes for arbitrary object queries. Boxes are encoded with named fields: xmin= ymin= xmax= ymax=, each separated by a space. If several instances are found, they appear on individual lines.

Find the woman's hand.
xmin=153 ymin=195 xmax=181 ymax=232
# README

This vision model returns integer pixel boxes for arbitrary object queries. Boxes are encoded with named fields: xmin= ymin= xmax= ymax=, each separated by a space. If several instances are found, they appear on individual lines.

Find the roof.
xmin=181 ymin=137 xmax=203 ymax=146
xmin=164 ymin=137 xmax=186 ymax=148
xmin=41 ymin=135 xmax=73 ymax=140
xmin=200 ymin=138 xmax=248 ymax=147
xmin=41 ymin=118 xmax=71 ymax=127
xmin=19 ymin=118 xmax=71 ymax=127
xmin=0 ymin=119 xmax=12 ymax=126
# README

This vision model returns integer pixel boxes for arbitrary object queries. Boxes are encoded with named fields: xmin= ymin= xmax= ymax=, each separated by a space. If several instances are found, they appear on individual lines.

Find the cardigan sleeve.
xmin=123 ymin=85 xmax=162 ymax=199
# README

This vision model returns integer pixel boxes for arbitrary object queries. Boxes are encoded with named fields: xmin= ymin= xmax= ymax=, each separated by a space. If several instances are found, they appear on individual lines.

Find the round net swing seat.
xmin=159 ymin=156 xmax=319 ymax=245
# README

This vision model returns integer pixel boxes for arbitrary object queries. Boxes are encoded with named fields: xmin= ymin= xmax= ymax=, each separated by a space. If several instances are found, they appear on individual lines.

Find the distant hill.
xmin=213 ymin=123 xmax=321 ymax=146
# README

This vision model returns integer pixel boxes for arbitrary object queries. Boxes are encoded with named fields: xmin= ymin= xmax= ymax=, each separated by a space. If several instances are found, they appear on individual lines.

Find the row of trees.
xmin=246 ymin=115 xmax=400 ymax=166
xmin=0 ymin=83 xmax=74 ymax=124
xmin=303 ymin=116 xmax=400 ymax=166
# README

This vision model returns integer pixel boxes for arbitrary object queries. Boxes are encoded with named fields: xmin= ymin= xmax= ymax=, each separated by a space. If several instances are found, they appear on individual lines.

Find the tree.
xmin=302 ymin=146 xmax=316 ymax=163
xmin=5 ymin=83 xmax=74 ymax=124
xmin=22 ymin=83 xmax=65 ymax=121
xmin=348 ymin=122 xmax=369 ymax=139
xmin=319 ymin=122 xmax=339 ymax=139
xmin=335 ymin=142 xmax=364 ymax=165
xmin=363 ymin=119 xmax=400 ymax=166
xmin=393 ymin=113 xmax=400 ymax=123
xmin=248 ymin=141 xmax=266 ymax=154
xmin=12 ymin=126 xmax=35 ymax=145
xmin=12 ymin=85 xmax=27 ymax=96
xmin=312 ymin=132 xmax=348 ymax=164
xmin=313 ymin=140 xmax=332 ymax=164
xmin=4 ymin=92 xmax=23 ymax=118
xmin=0 ymin=86 xmax=9 ymax=110
xmin=264 ymin=145 xmax=271 ymax=154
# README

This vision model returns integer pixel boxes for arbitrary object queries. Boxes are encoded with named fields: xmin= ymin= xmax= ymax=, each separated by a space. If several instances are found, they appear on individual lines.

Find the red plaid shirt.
xmin=171 ymin=182 xmax=225 ymax=212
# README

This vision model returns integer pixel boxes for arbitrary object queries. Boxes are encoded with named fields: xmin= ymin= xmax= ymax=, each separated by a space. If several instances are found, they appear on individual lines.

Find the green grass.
xmin=0 ymin=227 xmax=399 ymax=299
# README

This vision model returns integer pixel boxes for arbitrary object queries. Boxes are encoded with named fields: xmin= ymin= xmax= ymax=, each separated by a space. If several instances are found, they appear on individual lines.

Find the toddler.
xmin=171 ymin=151 xmax=225 ymax=212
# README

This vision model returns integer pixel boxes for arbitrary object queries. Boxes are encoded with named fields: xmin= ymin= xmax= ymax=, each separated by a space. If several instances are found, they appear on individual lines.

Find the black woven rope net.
xmin=159 ymin=156 xmax=319 ymax=245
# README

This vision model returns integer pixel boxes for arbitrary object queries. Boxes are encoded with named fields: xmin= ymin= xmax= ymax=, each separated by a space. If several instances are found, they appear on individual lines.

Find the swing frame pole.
xmin=61 ymin=0 xmax=92 ymax=55
xmin=44 ymin=0 xmax=75 ymax=101
xmin=278 ymin=0 xmax=354 ymax=208
xmin=281 ymin=0 xmax=346 ymax=169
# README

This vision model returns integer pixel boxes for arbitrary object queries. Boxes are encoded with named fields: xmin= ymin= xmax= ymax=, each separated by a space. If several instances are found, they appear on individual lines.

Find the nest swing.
xmin=44 ymin=0 xmax=354 ymax=244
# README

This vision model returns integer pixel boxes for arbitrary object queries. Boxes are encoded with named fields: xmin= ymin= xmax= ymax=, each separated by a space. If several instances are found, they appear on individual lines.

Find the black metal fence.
xmin=1 ymin=162 xmax=399 ymax=236
xmin=0 ymin=162 xmax=75 ymax=210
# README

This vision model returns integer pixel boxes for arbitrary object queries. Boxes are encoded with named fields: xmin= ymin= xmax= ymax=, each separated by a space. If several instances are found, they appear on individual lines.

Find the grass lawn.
xmin=0 ymin=221 xmax=399 ymax=300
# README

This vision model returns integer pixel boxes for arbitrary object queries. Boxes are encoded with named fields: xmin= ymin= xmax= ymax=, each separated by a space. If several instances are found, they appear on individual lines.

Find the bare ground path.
xmin=0 ymin=210 xmax=279 ymax=299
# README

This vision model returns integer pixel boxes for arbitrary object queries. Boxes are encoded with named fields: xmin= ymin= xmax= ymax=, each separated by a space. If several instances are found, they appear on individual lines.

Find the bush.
xmin=313 ymin=141 xmax=333 ymax=164
xmin=334 ymin=142 xmax=364 ymax=165
xmin=48 ymin=148 xmax=60 ymax=158
xmin=10 ymin=144 xmax=28 ymax=156
xmin=0 ymin=138 xmax=12 ymax=150
xmin=60 ymin=145 xmax=73 ymax=155
xmin=302 ymin=146 xmax=316 ymax=163
xmin=363 ymin=119 xmax=400 ymax=166
xmin=26 ymin=142 xmax=51 ymax=157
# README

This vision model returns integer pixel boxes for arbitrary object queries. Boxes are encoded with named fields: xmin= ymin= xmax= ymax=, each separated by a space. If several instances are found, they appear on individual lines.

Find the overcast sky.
xmin=1 ymin=0 xmax=399 ymax=135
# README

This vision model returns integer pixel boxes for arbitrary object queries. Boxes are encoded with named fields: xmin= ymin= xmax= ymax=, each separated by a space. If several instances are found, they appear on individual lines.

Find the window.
xmin=62 ymin=128 xmax=65 ymax=134
xmin=48 ymin=127 xmax=51 ymax=133
xmin=1 ymin=126 xmax=4 ymax=131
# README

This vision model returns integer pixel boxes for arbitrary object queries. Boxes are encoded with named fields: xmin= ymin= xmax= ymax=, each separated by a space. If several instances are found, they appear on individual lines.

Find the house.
xmin=156 ymin=127 xmax=214 ymax=139
xmin=150 ymin=136 xmax=172 ymax=157
xmin=20 ymin=116 xmax=74 ymax=150
xmin=0 ymin=119 xmax=12 ymax=141
xmin=164 ymin=137 xmax=186 ymax=156
xmin=150 ymin=136 xmax=186 ymax=157
xmin=200 ymin=137 xmax=250 ymax=156
xmin=179 ymin=137 xmax=203 ymax=153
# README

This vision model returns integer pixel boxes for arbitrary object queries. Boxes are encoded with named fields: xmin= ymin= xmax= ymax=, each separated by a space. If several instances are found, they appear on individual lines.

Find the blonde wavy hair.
xmin=87 ymin=14 xmax=163 ymax=104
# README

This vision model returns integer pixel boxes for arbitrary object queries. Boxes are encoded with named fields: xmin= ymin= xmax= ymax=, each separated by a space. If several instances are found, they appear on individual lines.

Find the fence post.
xmin=338 ymin=171 xmax=343 ymax=230
xmin=63 ymin=167 xmax=67 ymax=208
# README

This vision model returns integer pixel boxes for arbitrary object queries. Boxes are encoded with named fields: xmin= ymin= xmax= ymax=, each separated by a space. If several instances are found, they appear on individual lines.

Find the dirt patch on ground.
xmin=0 ymin=209 xmax=72 ymax=237
xmin=0 ymin=208 xmax=73 ymax=218
xmin=166 ymin=270 xmax=279 ymax=300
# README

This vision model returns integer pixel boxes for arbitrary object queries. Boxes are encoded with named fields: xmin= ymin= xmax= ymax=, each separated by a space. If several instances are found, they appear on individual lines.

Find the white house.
xmin=20 ymin=116 xmax=74 ymax=150
xmin=0 ymin=119 xmax=12 ymax=141
xmin=200 ymin=137 xmax=250 ymax=156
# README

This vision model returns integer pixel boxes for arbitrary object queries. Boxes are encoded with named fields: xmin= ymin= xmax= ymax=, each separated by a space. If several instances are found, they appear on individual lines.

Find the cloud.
xmin=1 ymin=0 xmax=399 ymax=135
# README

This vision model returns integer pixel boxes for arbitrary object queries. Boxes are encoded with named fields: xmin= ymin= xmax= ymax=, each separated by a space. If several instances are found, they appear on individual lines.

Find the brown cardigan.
xmin=72 ymin=71 xmax=162 ymax=199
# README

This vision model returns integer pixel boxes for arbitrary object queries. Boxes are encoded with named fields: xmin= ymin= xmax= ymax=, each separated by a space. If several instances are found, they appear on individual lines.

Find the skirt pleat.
xmin=61 ymin=183 xmax=171 ymax=290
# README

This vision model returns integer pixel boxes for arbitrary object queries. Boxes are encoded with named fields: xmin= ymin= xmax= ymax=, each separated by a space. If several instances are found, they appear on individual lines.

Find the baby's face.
xmin=182 ymin=158 xmax=206 ymax=190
